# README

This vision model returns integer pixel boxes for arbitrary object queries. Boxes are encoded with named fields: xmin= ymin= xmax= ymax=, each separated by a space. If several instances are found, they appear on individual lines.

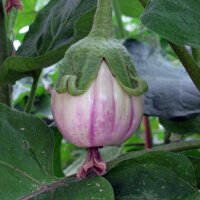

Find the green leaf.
xmin=0 ymin=103 xmax=55 ymax=199
xmin=106 ymin=164 xmax=199 ymax=200
xmin=160 ymin=116 xmax=200 ymax=135
xmin=105 ymin=151 xmax=200 ymax=200
xmin=108 ymin=151 xmax=196 ymax=186
xmin=183 ymin=150 xmax=200 ymax=188
xmin=140 ymin=0 xmax=200 ymax=48
xmin=17 ymin=0 xmax=97 ymax=57
xmin=51 ymin=126 xmax=64 ymax=178
xmin=14 ymin=0 xmax=50 ymax=42
xmin=28 ymin=176 xmax=114 ymax=200
xmin=0 ymin=104 xmax=114 ymax=199
xmin=0 ymin=0 xmax=97 ymax=83
xmin=118 ymin=0 xmax=144 ymax=18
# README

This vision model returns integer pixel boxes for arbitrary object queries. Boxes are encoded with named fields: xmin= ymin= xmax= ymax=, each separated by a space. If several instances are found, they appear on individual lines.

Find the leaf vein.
xmin=0 ymin=160 xmax=41 ymax=185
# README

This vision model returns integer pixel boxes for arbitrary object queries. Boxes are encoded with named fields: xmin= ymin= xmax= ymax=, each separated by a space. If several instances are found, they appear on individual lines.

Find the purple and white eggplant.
xmin=52 ymin=61 xmax=144 ymax=178
xmin=51 ymin=0 xmax=147 ymax=178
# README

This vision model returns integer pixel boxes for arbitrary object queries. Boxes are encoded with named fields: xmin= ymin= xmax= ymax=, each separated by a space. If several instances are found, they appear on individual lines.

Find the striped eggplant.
xmin=51 ymin=0 xmax=147 ymax=178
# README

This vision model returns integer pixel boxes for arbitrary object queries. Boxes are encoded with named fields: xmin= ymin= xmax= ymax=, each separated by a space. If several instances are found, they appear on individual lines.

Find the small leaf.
xmin=141 ymin=0 xmax=200 ymax=48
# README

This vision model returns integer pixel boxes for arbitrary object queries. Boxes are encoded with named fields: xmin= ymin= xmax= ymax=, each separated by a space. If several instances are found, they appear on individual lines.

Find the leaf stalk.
xmin=24 ymin=70 xmax=41 ymax=113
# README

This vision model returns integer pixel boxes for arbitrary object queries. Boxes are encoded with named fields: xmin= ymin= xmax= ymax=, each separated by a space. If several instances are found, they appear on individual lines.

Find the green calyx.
xmin=55 ymin=0 xmax=148 ymax=96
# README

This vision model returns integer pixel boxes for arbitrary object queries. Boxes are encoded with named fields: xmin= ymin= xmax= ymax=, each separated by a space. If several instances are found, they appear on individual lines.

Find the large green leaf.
xmin=27 ymin=176 xmax=114 ymax=200
xmin=107 ymin=151 xmax=196 ymax=186
xmin=0 ymin=104 xmax=114 ymax=199
xmin=140 ymin=0 xmax=200 ymax=48
xmin=0 ymin=0 xmax=97 ymax=83
xmin=105 ymin=151 xmax=200 ymax=200
xmin=0 ymin=103 xmax=55 ymax=199
xmin=17 ymin=0 xmax=96 ymax=57
xmin=106 ymin=164 xmax=199 ymax=200
xmin=118 ymin=0 xmax=144 ymax=18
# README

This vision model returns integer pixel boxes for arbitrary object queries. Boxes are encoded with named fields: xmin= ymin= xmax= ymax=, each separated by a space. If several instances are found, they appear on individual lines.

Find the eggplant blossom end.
xmin=77 ymin=147 xmax=106 ymax=179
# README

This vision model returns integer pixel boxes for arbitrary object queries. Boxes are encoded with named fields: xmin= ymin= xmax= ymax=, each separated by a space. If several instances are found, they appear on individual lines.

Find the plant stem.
xmin=112 ymin=0 xmax=126 ymax=38
xmin=153 ymin=140 xmax=200 ymax=152
xmin=164 ymin=129 xmax=171 ymax=144
xmin=0 ymin=0 xmax=8 ymax=64
xmin=191 ymin=47 xmax=200 ymax=66
xmin=143 ymin=116 xmax=152 ymax=149
xmin=0 ymin=0 xmax=11 ymax=106
xmin=169 ymin=42 xmax=200 ymax=90
xmin=24 ymin=70 xmax=41 ymax=113
xmin=0 ymin=84 xmax=11 ymax=106
xmin=139 ymin=0 xmax=200 ymax=91
xmin=107 ymin=139 xmax=200 ymax=170
xmin=89 ymin=0 xmax=114 ymax=38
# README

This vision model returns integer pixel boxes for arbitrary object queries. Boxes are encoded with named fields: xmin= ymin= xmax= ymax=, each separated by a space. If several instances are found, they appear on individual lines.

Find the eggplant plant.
xmin=0 ymin=0 xmax=200 ymax=199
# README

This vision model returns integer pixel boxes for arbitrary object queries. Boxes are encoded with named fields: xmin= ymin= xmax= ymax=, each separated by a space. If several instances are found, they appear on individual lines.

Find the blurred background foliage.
xmin=11 ymin=0 xmax=200 ymax=179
